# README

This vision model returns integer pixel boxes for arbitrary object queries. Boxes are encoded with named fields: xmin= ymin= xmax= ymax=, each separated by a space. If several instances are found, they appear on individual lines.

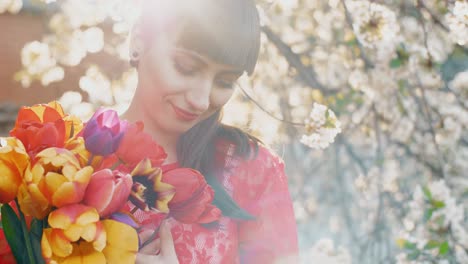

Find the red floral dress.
xmin=134 ymin=142 xmax=299 ymax=264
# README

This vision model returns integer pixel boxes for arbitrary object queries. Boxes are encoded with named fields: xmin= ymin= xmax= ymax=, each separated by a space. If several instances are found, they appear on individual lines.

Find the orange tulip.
xmin=41 ymin=204 xmax=106 ymax=263
xmin=18 ymin=148 xmax=93 ymax=219
xmin=83 ymin=169 xmax=133 ymax=217
xmin=116 ymin=121 xmax=167 ymax=169
xmin=0 ymin=137 xmax=30 ymax=203
xmin=41 ymin=205 xmax=138 ymax=264
xmin=10 ymin=101 xmax=67 ymax=157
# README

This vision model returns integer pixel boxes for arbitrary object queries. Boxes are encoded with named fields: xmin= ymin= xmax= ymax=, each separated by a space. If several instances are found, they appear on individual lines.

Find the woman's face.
xmin=134 ymin=30 xmax=243 ymax=136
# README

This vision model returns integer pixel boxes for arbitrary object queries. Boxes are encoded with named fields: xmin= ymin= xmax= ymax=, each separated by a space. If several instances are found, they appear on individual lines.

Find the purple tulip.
xmin=109 ymin=212 xmax=140 ymax=229
xmin=82 ymin=108 xmax=128 ymax=156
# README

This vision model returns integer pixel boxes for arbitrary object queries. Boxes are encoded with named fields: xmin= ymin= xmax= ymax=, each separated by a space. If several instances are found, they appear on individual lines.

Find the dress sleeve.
xmin=232 ymin=146 xmax=299 ymax=264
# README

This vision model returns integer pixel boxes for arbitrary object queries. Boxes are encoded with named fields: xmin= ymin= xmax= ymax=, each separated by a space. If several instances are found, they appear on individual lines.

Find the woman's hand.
xmin=136 ymin=221 xmax=179 ymax=264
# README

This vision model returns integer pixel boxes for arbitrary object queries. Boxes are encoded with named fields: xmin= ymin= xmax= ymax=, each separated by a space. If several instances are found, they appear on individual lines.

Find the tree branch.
xmin=261 ymin=26 xmax=336 ymax=95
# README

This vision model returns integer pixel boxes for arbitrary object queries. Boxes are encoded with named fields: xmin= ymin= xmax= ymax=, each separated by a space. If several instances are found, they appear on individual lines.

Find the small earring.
xmin=131 ymin=50 xmax=139 ymax=60
xmin=130 ymin=50 xmax=140 ymax=67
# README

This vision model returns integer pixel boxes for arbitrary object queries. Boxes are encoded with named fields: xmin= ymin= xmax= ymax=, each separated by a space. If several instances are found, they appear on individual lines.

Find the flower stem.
xmin=15 ymin=199 xmax=37 ymax=264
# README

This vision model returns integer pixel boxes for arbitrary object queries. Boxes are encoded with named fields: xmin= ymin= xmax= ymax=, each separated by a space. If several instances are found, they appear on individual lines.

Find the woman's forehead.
xmin=174 ymin=47 xmax=245 ymax=74
xmin=142 ymin=0 xmax=260 ymax=75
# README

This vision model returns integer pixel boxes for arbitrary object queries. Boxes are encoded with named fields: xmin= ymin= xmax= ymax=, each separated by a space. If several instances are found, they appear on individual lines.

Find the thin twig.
xmin=261 ymin=26 xmax=336 ymax=95
xmin=237 ymin=84 xmax=305 ymax=126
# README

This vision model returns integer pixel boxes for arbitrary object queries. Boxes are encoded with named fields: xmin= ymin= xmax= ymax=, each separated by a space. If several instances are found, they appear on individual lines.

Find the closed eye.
xmin=173 ymin=52 xmax=202 ymax=76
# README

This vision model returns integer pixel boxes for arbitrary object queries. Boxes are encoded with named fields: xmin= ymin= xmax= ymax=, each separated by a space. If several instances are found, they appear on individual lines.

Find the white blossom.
xmin=446 ymin=1 xmax=468 ymax=46
xmin=347 ymin=0 xmax=400 ymax=61
xmin=301 ymin=103 xmax=341 ymax=149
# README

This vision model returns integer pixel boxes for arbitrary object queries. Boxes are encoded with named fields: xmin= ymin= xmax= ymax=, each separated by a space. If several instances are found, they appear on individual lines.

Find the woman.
xmin=121 ymin=0 xmax=299 ymax=263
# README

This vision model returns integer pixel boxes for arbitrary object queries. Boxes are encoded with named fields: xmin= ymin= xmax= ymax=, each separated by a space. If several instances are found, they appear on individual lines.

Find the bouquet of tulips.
xmin=0 ymin=101 xmax=221 ymax=264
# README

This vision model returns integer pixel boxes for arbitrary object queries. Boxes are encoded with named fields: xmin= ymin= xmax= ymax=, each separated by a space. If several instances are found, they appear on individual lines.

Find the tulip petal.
xmin=74 ymin=166 xmax=93 ymax=184
xmin=15 ymin=108 xmax=42 ymax=125
xmin=63 ymin=243 xmax=106 ymax=264
xmin=109 ymin=212 xmax=139 ymax=229
xmin=52 ymin=182 xmax=85 ymax=208
xmin=50 ymin=229 xmax=73 ymax=258
xmin=0 ymin=168 xmax=21 ymax=203
xmin=85 ymin=131 xmax=114 ymax=156
xmin=41 ymin=229 xmax=53 ymax=259
xmin=62 ymin=224 xmax=83 ymax=242
xmin=43 ymin=102 xmax=65 ymax=122
xmin=102 ymin=220 xmax=138 ymax=264
xmin=81 ymin=223 xmax=98 ymax=242
xmin=49 ymin=204 xmax=99 ymax=229
xmin=45 ymin=172 xmax=67 ymax=195
xmin=155 ymin=191 xmax=175 ymax=214
xmin=196 ymin=204 xmax=222 ymax=224
xmin=18 ymin=184 xmax=51 ymax=219
xmin=91 ymin=222 xmax=106 ymax=252
xmin=0 ymin=138 xmax=30 ymax=203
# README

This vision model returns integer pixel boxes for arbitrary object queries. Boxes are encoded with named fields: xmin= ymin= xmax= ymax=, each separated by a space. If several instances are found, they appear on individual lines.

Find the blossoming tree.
xmin=1 ymin=0 xmax=467 ymax=263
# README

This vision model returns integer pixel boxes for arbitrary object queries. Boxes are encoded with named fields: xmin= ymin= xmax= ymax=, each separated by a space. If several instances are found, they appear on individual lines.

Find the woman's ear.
xmin=129 ymin=21 xmax=145 ymax=67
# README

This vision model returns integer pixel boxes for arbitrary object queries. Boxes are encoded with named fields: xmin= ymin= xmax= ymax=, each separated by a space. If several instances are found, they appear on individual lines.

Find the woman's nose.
xmin=185 ymin=79 xmax=211 ymax=112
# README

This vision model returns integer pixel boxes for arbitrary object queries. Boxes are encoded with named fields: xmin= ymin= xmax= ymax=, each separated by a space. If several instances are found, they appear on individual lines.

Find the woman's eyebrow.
xmin=175 ymin=48 xmax=208 ymax=66
xmin=175 ymin=47 xmax=244 ymax=75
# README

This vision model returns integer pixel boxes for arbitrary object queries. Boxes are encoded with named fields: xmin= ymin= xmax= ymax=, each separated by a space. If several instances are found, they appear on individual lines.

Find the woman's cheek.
xmin=210 ymin=89 xmax=235 ymax=109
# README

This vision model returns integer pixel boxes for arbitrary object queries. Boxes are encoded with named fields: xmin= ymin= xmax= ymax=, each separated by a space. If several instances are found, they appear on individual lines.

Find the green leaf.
xmin=424 ymin=208 xmax=434 ymax=222
xmin=404 ymin=241 xmax=417 ymax=250
xmin=30 ymin=219 xmax=43 ymax=239
xmin=29 ymin=218 xmax=45 ymax=263
xmin=422 ymin=186 xmax=432 ymax=200
xmin=345 ymin=38 xmax=358 ymax=46
xmin=1 ymin=204 xmax=26 ymax=263
xmin=390 ymin=58 xmax=402 ymax=68
xmin=30 ymin=230 xmax=45 ymax=264
xmin=407 ymin=250 xmax=420 ymax=260
xmin=432 ymin=200 xmax=445 ymax=209
xmin=424 ymin=240 xmax=440 ymax=250
xmin=439 ymin=241 xmax=449 ymax=255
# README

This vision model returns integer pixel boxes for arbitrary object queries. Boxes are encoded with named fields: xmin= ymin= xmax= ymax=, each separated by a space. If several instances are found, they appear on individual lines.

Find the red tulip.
xmin=10 ymin=101 xmax=67 ymax=157
xmin=116 ymin=121 xmax=167 ymax=169
xmin=83 ymin=169 xmax=133 ymax=217
xmin=162 ymin=168 xmax=221 ymax=224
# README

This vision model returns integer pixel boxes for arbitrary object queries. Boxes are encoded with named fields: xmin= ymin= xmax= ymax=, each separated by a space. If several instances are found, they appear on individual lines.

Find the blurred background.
xmin=1 ymin=0 xmax=467 ymax=263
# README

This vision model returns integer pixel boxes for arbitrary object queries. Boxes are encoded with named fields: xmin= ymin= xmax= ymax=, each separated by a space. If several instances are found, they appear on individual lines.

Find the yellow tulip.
xmin=102 ymin=220 xmax=138 ymax=264
xmin=0 ymin=137 xmax=30 ymax=203
xmin=18 ymin=148 xmax=93 ymax=219
xmin=41 ymin=205 xmax=138 ymax=264
xmin=41 ymin=204 xmax=106 ymax=264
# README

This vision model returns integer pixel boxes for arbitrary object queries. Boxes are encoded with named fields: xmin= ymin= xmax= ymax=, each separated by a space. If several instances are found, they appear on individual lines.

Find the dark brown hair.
xmin=174 ymin=0 xmax=262 ymax=219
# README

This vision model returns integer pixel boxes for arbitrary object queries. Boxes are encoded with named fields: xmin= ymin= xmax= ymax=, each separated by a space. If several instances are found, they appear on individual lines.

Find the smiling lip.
xmin=171 ymin=105 xmax=200 ymax=121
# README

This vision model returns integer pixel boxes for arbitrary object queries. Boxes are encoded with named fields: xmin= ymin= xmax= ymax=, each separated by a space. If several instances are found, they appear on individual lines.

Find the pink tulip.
xmin=83 ymin=169 xmax=133 ymax=217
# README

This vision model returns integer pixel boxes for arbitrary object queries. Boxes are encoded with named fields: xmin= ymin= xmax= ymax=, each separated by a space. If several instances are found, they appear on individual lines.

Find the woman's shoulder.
xmin=218 ymin=140 xmax=290 ymax=205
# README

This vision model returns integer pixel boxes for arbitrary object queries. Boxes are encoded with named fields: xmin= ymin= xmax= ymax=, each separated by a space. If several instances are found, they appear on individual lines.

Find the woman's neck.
xmin=121 ymin=103 xmax=179 ymax=164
